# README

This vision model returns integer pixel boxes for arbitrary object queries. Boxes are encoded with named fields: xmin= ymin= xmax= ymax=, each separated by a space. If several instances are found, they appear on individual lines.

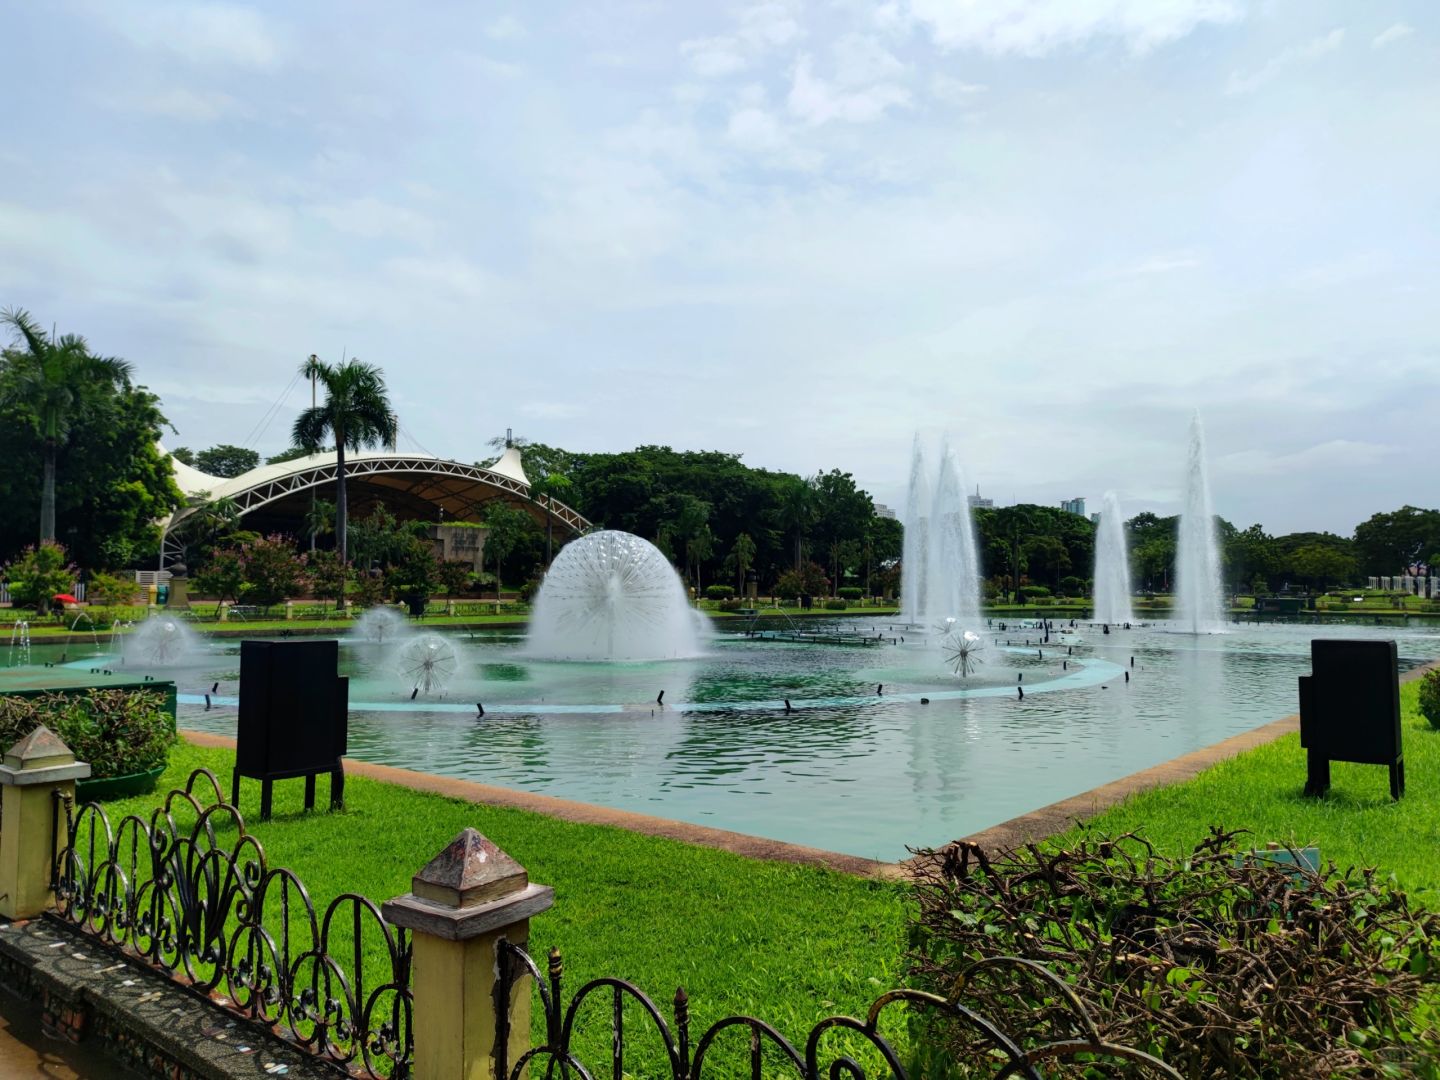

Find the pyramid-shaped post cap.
xmin=413 ymin=828 xmax=529 ymax=909
xmin=4 ymin=725 xmax=75 ymax=770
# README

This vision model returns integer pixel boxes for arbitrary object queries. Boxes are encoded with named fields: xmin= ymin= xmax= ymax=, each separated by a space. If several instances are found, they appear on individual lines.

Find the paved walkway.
xmin=0 ymin=992 xmax=136 ymax=1079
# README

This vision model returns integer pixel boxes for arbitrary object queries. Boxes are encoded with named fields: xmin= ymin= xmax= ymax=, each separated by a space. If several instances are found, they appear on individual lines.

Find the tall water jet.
xmin=900 ymin=435 xmax=980 ymax=628
xmin=900 ymin=436 xmax=931 ymax=622
xmin=1175 ymin=412 xmax=1224 ymax=633
xmin=928 ymin=443 xmax=982 ymax=627
xmin=1092 ymin=491 xmax=1135 ymax=626
xmin=525 ymin=530 xmax=707 ymax=661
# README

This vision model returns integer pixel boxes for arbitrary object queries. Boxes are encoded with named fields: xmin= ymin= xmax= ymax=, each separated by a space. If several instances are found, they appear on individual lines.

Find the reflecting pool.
xmin=19 ymin=618 xmax=1440 ymax=861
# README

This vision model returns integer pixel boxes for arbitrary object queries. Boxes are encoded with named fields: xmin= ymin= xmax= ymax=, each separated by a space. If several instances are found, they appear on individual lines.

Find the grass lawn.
xmin=98 ymin=741 xmax=911 ymax=1069
xmin=1055 ymin=679 xmax=1440 ymax=904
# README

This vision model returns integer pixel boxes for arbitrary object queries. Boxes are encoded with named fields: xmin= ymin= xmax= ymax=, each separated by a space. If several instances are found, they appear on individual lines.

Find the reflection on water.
xmin=17 ymin=619 xmax=1440 ymax=861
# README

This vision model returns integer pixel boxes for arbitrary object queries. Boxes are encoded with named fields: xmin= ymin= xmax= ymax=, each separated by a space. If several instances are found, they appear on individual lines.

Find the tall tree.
xmin=730 ymin=532 xmax=756 ymax=592
xmin=1 ymin=308 xmax=136 ymax=544
xmin=292 ymin=355 xmax=396 ymax=605
xmin=194 ymin=444 xmax=260 ymax=477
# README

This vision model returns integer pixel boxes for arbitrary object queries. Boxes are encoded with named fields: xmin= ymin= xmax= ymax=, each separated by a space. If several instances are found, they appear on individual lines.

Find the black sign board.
xmin=1297 ymin=638 xmax=1402 ymax=800
xmin=234 ymin=639 xmax=348 ymax=820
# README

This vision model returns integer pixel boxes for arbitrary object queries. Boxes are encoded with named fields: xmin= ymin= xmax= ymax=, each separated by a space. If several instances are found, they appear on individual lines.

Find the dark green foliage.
xmin=238 ymin=534 xmax=306 ymax=606
xmin=0 ymin=688 xmax=177 ymax=780
xmin=1353 ymin=506 xmax=1440 ymax=577
xmin=1420 ymin=669 xmax=1440 ymax=731
xmin=823 ymin=598 xmax=847 ymax=610
xmin=774 ymin=561 xmax=828 ymax=601
xmin=265 ymin=445 xmax=313 ymax=465
xmin=910 ymin=830 xmax=1440 ymax=1079
xmin=0 ymin=312 xmax=182 ymax=566
xmin=837 ymin=586 xmax=864 ymax=600
xmin=192 ymin=444 xmax=259 ymax=477
xmin=3 ymin=541 xmax=76 ymax=613
xmin=435 ymin=559 xmax=473 ymax=597
xmin=192 ymin=547 xmax=246 ymax=606
xmin=704 ymin=584 xmax=735 ymax=600
xmin=292 ymin=355 xmax=397 ymax=578
xmin=385 ymin=538 xmax=440 ymax=607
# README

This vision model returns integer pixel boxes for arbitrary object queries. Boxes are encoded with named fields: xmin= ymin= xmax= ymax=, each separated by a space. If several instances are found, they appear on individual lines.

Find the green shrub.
xmin=910 ymin=830 xmax=1440 ymax=1079
xmin=824 ymin=599 xmax=847 ymax=610
xmin=704 ymin=584 xmax=735 ymax=600
xmin=0 ymin=688 xmax=177 ymax=782
xmin=837 ymin=587 xmax=863 ymax=601
xmin=1420 ymin=669 xmax=1440 ymax=730
xmin=4 ymin=542 xmax=76 ymax=614
xmin=518 ymin=577 xmax=542 ymax=603
xmin=717 ymin=598 xmax=746 ymax=612
xmin=1017 ymin=584 xmax=1051 ymax=601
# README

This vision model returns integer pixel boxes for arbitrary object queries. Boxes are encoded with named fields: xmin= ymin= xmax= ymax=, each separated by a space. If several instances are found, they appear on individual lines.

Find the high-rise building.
xmin=968 ymin=486 xmax=993 ymax=509
xmin=1060 ymin=497 xmax=1086 ymax=517
xmin=873 ymin=503 xmax=897 ymax=520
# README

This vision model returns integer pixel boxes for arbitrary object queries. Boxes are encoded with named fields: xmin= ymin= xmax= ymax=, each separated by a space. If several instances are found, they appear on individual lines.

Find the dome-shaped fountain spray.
xmin=524 ymin=530 xmax=707 ymax=661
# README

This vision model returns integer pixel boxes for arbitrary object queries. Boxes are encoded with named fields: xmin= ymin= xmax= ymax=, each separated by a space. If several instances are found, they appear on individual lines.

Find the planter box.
xmin=76 ymin=764 xmax=166 ymax=802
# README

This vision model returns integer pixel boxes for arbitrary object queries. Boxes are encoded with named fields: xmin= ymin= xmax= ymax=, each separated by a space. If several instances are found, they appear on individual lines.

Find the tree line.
xmin=2 ymin=311 xmax=1434 ymax=603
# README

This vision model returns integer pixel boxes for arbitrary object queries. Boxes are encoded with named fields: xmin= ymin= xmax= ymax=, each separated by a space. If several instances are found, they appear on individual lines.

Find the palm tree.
xmin=1 ymin=308 xmax=134 ymax=544
xmin=292 ymin=355 xmax=396 ymax=606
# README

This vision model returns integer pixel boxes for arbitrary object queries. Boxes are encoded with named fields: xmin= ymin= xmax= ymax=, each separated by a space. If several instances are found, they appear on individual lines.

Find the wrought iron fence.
xmin=495 ymin=942 xmax=1183 ymax=1080
xmin=46 ymin=766 xmax=1178 ymax=1080
xmin=50 ymin=768 xmax=412 ymax=1079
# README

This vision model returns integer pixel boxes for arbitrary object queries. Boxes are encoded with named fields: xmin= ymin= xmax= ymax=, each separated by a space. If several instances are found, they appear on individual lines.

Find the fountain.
xmin=8 ymin=620 xmax=30 ymax=667
xmin=1175 ymin=412 xmax=1224 ymax=633
xmin=1092 ymin=491 xmax=1135 ymax=626
xmin=352 ymin=606 xmax=410 ymax=645
xmin=398 ymin=634 xmax=460 ymax=695
xmin=525 ymin=530 xmax=707 ymax=661
xmin=900 ymin=436 xmax=931 ymax=622
xmin=69 ymin=611 xmax=100 ymax=650
xmin=901 ymin=435 xmax=981 ymax=628
xmin=125 ymin=616 xmax=200 ymax=667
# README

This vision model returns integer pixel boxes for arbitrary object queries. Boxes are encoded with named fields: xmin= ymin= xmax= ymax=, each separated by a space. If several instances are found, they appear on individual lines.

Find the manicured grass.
xmin=101 ymin=742 xmax=910 ymax=1067
xmin=1054 ymin=679 xmax=1440 ymax=904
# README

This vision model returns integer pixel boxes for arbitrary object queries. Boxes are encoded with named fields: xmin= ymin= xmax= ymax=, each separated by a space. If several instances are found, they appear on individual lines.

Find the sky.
xmin=2 ymin=1 xmax=1437 ymax=536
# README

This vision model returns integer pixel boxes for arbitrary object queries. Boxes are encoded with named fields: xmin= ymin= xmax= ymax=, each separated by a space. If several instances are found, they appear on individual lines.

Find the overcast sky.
xmin=3 ymin=1 xmax=1436 ymax=535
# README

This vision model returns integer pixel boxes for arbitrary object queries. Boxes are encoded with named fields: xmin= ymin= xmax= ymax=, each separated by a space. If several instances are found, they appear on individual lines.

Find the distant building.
xmin=1060 ymin=497 xmax=1086 ymax=517
xmin=874 ymin=503 xmax=897 ymax=520
xmin=1090 ymin=512 xmax=1101 ymax=525
xmin=967 ymin=486 xmax=993 ymax=509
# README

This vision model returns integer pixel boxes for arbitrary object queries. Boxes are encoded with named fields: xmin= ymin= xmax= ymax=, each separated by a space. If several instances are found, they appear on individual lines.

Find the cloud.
xmin=736 ymin=1 xmax=802 ymax=49
xmin=1100 ymin=251 xmax=1203 ymax=278
xmin=484 ymin=15 xmax=526 ymax=41
xmin=1214 ymin=439 xmax=1395 ymax=478
xmin=112 ymin=87 xmax=246 ymax=122
xmin=1372 ymin=23 xmax=1414 ymax=49
xmin=930 ymin=74 xmax=987 ymax=104
xmin=103 ymin=2 xmax=284 ymax=68
xmin=788 ymin=54 xmax=910 ymax=124
xmin=681 ymin=37 xmax=748 ymax=78
xmin=906 ymin=0 xmax=1243 ymax=57
xmin=1226 ymin=28 xmax=1345 ymax=95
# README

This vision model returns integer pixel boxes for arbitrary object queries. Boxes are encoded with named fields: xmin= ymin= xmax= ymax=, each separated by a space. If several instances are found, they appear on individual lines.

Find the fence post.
xmin=0 ymin=726 xmax=91 ymax=919
xmin=383 ymin=828 xmax=554 ymax=1080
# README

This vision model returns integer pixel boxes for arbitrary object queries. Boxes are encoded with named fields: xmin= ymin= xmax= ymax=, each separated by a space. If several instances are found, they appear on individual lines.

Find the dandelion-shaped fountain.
xmin=125 ymin=617 xmax=199 ymax=667
xmin=525 ymin=530 xmax=706 ymax=661
xmin=398 ymin=634 xmax=459 ymax=695
xmin=943 ymin=630 xmax=986 ymax=678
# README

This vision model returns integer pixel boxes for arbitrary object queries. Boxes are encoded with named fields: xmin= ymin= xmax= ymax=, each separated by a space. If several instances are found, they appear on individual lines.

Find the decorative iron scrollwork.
xmin=53 ymin=768 xmax=412 ymax=1079
xmin=497 ymin=941 xmax=1181 ymax=1080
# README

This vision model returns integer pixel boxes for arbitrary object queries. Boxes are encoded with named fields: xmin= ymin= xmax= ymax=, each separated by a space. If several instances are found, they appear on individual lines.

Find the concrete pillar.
xmin=218 ymin=602 xmax=230 ymax=622
xmin=445 ymin=599 xmax=455 ymax=617
xmin=383 ymin=828 xmax=554 ymax=1080
xmin=285 ymin=600 xmax=295 ymax=620
xmin=0 ymin=726 xmax=91 ymax=919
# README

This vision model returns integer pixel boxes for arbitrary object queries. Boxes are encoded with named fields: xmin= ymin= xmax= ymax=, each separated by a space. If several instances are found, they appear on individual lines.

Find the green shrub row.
xmin=0 ymin=688 xmax=177 ymax=780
